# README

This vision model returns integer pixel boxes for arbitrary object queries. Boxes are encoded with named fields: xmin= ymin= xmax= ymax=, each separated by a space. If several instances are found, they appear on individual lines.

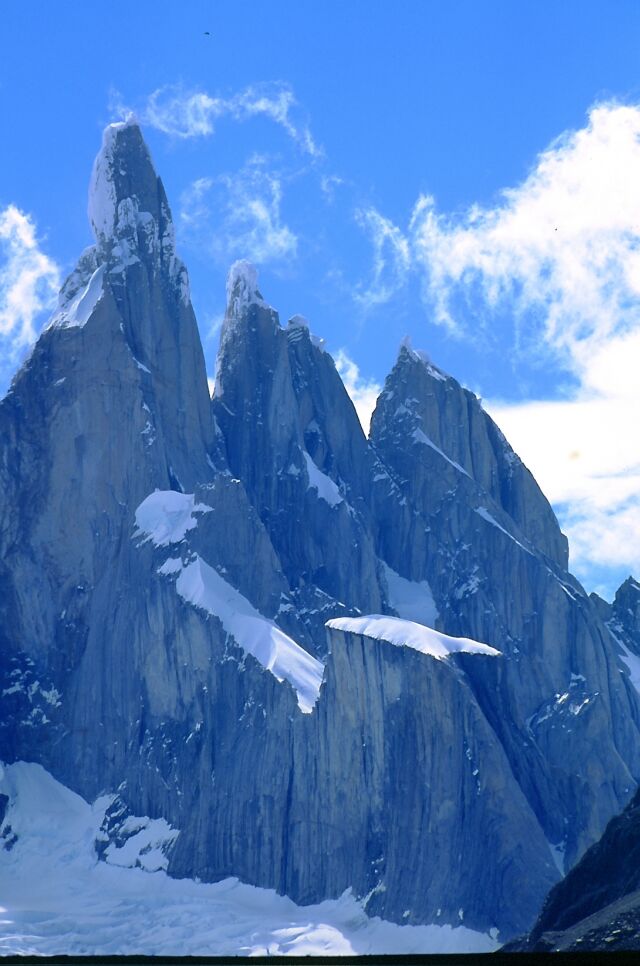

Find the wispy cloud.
xmin=180 ymin=158 xmax=298 ymax=267
xmin=0 ymin=205 xmax=60 ymax=364
xmin=355 ymin=103 xmax=640 ymax=349
xmin=334 ymin=349 xmax=381 ymax=435
xmin=143 ymin=82 xmax=321 ymax=158
xmin=353 ymin=207 xmax=411 ymax=309
xmin=319 ymin=174 xmax=345 ymax=203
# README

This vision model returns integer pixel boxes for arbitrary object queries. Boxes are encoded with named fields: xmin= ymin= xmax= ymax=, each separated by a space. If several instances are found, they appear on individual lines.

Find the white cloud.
xmin=410 ymin=102 xmax=640 ymax=363
xmin=0 ymin=205 xmax=60 ymax=361
xmin=144 ymin=83 xmax=320 ymax=158
xmin=486 ymin=330 xmax=640 ymax=591
xmin=334 ymin=349 xmax=381 ymax=435
xmin=319 ymin=174 xmax=345 ymax=203
xmin=180 ymin=160 xmax=298 ymax=266
xmin=179 ymin=177 xmax=214 ymax=231
xmin=354 ymin=207 xmax=411 ymax=309
xmin=205 ymin=312 xmax=225 ymax=340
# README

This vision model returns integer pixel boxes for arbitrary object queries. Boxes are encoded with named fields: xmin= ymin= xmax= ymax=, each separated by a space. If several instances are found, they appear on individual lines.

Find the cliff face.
xmin=212 ymin=267 xmax=381 ymax=655
xmin=2 ymin=120 xmax=640 ymax=942
xmin=369 ymin=345 xmax=640 ymax=868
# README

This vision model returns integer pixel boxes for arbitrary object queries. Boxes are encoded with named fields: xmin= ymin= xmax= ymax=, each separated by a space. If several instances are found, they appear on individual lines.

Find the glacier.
xmin=0 ymin=762 xmax=497 ymax=956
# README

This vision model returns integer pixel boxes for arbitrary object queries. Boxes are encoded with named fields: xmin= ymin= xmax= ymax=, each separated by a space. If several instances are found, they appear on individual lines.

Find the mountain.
xmin=1 ymin=120 xmax=640 ymax=950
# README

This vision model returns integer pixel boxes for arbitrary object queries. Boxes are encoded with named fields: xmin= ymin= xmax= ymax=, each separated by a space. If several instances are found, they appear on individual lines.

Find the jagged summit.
xmin=613 ymin=576 xmax=640 ymax=641
xmin=89 ymin=118 xmax=157 ymax=242
xmin=287 ymin=314 xmax=326 ymax=352
xmin=47 ymin=120 xmax=190 ymax=335
xmin=225 ymin=260 xmax=266 ymax=315
xmin=215 ymin=261 xmax=280 ymax=401
xmin=397 ymin=335 xmax=450 ymax=382
xmin=372 ymin=334 xmax=570 ymax=568
xmin=618 ymin=576 xmax=640 ymax=597
xmin=9 ymin=119 xmax=213 ymax=494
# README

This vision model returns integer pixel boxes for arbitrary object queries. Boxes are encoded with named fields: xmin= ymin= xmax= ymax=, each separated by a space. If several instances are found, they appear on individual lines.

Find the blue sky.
xmin=1 ymin=1 xmax=639 ymax=599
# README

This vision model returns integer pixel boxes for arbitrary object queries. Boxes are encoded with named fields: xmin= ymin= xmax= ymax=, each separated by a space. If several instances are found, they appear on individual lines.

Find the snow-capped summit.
xmin=88 ymin=117 xmax=143 ymax=243
xmin=287 ymin=313 xmax=309 ymax=329
xmin=287 ymin=314 xmax=326 ymax=351
xmin=225 ymin=260 xmax=266 ymax=316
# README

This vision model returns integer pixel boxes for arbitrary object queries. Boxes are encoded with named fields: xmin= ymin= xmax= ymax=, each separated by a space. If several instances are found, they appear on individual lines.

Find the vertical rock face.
xmin=286 ymin=623 xmax=557 ymax=937
xmin=86 ymin=120 xmax=215 ymax=487
xmin=369 ymin=342 xmax=640 ymax=869
xmin=0 ymin=121 xmax=288 ymax=793
xmin=604 ymin=577 xmax=640 ymax=734
xmin=2 ymin=121 xmax=640 ymax=943
xmin=0 ymin=121 xmax=214 ymax=665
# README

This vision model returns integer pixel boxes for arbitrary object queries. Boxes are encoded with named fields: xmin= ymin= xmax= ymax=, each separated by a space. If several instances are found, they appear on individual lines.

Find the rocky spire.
xmin=11 ymin=120 xmax=215 ymax=501
xmin=86 ymin=118 xmax=187 ymax=297
xmin=212 ymin=263 xmax=382 ymax=647
xmin=371 ymin=339 xmax=569 ymax=568
xmin=612 ymin=576 xmax=640 ymax=645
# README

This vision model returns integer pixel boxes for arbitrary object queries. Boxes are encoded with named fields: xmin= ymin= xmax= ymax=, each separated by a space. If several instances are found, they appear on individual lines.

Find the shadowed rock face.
xmin=2 ymin=121 xmax=640 ymax=942
xmin=612 ymin=578 xmax=640 ymax=646
xmin=506 ymin=784 xmax=640 ymax=951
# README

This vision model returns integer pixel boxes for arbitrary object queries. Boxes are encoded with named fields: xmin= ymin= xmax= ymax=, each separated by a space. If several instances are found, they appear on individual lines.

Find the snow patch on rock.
xmin=164 ymin=554 xmax=323 ymax=713
xmin=475 ymin=505 xmax=533 ymax=555
xmin=102 ymin=815 xmax=178 ymax=873
xmin=412 ymin=428 xmax=470 ymax=477
xmin=134 ymin=490 xmax=211 ymax=547
xmin=287 ymin=315 xmax=326 ymax=351
xmin=326 ymin=615 xmax=500 ymax=661
xmin=49 ymin=263 xmax=106 ymax=330
xmin=382 ymin=562 xmax=439 ymax=627
xmin=304 ymin=451 xmax=343 ymax=507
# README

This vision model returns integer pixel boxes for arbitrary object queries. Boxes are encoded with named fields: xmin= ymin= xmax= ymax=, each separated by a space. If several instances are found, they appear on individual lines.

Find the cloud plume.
xmin=144 ymin=82 xmax=320 ymax=158
xmin=0 ymin=205 xmax=60 ymax=362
